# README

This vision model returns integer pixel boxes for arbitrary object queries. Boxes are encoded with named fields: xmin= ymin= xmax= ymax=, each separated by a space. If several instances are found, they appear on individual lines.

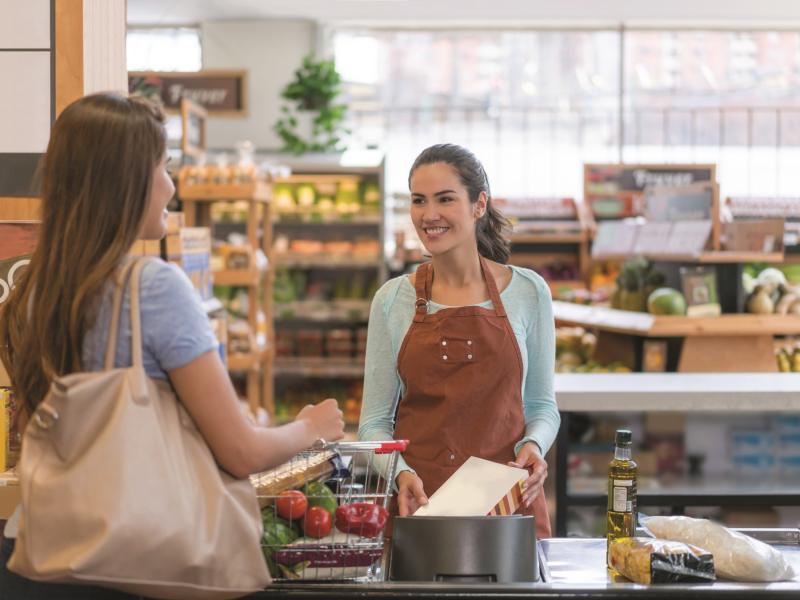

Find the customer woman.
xmin=359 ymin=144 xmax=559 ymax=538
xmin=0 ymin=92 xmax=344 ymax=599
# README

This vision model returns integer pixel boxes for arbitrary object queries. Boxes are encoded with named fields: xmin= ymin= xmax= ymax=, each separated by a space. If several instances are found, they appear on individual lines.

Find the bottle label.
xmin=609 ymin=478 xmax=635 ymax=513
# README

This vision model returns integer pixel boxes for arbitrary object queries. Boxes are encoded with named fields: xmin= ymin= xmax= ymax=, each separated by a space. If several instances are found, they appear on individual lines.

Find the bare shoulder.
xmin=486 ymin=260 xmax=513 ymax=292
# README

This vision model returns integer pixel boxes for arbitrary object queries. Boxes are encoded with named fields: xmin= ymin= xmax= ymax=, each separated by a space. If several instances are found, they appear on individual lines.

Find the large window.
xmin=623 ymin=30 xmax=800 ymax=197
xmin=333 ymin=28 xmax=800 ymax=200
xmin=335 ymin=29 xmax=620 ymax=201
xmin=127 ymin=27 xmax=202 ymax=72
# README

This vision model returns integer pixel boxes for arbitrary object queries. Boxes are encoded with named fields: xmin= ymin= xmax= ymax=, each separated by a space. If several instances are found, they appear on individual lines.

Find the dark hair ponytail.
xmin=409 ymin=143 xmax=511 ymax=264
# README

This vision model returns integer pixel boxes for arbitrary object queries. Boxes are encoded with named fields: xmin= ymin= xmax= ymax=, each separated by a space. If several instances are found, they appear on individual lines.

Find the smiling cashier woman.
xmin=358 ymin=144 xmax=560 ymax=537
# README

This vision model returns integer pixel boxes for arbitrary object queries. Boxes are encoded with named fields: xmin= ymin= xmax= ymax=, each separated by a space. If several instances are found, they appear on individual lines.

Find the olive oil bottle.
xmin=607 ymin=429 xmax=637 ymax=561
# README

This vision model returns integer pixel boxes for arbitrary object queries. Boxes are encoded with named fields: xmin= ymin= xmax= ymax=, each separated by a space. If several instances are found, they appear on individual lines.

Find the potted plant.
xmin=274 ymin=55 xmax=348 ymax=154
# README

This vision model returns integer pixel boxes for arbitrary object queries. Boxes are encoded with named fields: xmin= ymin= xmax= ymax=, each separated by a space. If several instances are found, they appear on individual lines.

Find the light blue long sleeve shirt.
xmin=357 ymin=265 xmax=560 ymax=479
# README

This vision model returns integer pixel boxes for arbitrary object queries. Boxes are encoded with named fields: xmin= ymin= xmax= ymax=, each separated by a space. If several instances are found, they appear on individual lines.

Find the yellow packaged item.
xmin=609 ymin=537 xmax=715 ymax=584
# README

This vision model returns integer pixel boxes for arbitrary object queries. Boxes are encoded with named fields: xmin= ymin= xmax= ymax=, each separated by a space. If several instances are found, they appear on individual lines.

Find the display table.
xmin=552 ymin=301 xmax=800 ymax=372
xmin=553 ymin=373 xmax=800 ymax=536
xmin=253 ymin=536 xmax=800 ymax=598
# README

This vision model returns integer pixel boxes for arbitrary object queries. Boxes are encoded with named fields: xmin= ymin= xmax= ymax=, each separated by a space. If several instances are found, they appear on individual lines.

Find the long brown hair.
xmin=409 ymin=143 xmax=512 ymax=264
xmin=0 ymin=93 xmax=165 ymax=415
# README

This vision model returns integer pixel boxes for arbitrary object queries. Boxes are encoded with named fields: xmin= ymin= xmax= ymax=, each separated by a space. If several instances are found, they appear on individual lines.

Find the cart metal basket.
xmin=252 ymin=439 xmax=408 ymax=582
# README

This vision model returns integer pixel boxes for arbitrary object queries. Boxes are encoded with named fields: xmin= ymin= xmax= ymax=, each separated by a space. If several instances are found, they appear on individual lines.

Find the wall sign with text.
xmin=584 ymin=163 xmax=716 ymax=219
xmin=128 ymin=71 xmax=248 ymax=117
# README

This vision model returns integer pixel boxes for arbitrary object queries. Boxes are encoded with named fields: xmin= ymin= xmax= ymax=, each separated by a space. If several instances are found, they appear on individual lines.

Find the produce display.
xmin=274 ymin=382 xmax=362 ymax=425
xmin=610 ymin=257 xmax=666 ymax=312
xmin=273 ymin=177 xmax=381 ymax=222
xmin=274 ymin=269 xmax=379 ymax=308
xmin=775 ymin=339 xmax=800 ymax=372
xmin=744 ymin=267 xmax=800 ymax=315
xmin=646 ymin=287 xmax=687 ymax=316
xmin=608 ymin=537 xmax=715 ymax=584
xmin=556 ymin=327 xmax=631 ymax=373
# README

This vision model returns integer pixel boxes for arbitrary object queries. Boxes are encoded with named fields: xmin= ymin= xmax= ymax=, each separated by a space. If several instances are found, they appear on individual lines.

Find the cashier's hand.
xmin=509 ymin=442 xmax=547 ymax=508
xmin=396 ymin=471 xmax=428 ymax=516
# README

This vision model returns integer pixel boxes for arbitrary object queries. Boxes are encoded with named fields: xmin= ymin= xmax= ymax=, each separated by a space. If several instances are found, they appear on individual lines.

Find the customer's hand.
xmin=297 ymin=398 xmax=345 ymax=443
xmin=508 ymin=442 xmax=548 ymax=508
xmin=396 ymin=471 xmax=428 ymax=516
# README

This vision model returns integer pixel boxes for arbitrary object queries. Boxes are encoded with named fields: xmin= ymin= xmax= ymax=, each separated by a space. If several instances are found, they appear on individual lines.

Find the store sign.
xmin=584 ymin=163 xmax=716 ymax=219
xmin=0 ymin=222 xmax=39 ymax=305
xmin=128 ymin=71 xmax=248 ymax=116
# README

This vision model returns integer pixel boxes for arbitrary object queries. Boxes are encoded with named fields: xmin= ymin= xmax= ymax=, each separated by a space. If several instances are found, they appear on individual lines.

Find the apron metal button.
xmin=449 ymin=453 xmax=455 ymax=461
xmin=443 ymin=355 xmax=448 ymax=360
xmin=441 ymin=340 xmax=447 ymax=346
xmin=467 ymin=354 xmax=473 ymax=359
xmin=467 ymin=340 xmax=472 ymax=346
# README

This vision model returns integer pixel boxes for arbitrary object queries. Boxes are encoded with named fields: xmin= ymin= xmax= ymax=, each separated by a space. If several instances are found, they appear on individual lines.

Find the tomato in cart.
xmin=275 ymin=490 xmax=307 ymax=521
xmin=302 ymin=506 xmax=332 ymax=538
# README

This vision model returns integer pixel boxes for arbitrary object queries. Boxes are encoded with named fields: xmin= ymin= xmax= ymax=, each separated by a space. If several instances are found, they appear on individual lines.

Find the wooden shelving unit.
xmin=263 ymin=152 xmax=386 ymax=422
xmin=273 ymin=357 xmax=366 ymax=379
xmin=501 ymin=197 xmax=595 ymax=287
xmin=178 ymin=176 xmax=274 ymax=415
xmin=273 ymin=255 xmax=383 ymax=269
xmin=213 ymin=268 xmax=264 ymax=286
xmin=593 ymin=251 xmax=785 ymax=264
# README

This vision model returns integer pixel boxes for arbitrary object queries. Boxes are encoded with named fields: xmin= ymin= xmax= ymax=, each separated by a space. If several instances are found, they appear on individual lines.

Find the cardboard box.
xmin=166 ymin=227 xmax=213 ymax=300
xmin=413 ymin=456 xmax=528 ymax=517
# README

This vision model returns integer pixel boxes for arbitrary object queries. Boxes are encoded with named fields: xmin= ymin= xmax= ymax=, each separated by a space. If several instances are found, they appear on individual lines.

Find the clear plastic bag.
xmin=608 ymin=537 xmax=715 ymax=584
xmin=643 ymin=515 xmax=796 ymax=582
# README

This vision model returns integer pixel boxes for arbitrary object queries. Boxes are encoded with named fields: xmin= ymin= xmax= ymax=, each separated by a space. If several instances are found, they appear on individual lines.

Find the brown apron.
xmin=393 ymin=256 xmax=552 ymax=539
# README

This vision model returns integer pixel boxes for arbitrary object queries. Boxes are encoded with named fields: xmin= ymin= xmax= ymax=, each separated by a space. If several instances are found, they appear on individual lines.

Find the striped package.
xmin=488 ymin=479 xmax=525 ymax=516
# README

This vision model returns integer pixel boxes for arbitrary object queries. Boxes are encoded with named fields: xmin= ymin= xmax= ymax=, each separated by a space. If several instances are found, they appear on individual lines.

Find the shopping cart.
xmin=252 ymin=439 xmax=408 ymax=582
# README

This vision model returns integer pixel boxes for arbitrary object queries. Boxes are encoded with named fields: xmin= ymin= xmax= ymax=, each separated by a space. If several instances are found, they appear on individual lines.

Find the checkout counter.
xmin=255 ymin=531 xmax=800 ymax=598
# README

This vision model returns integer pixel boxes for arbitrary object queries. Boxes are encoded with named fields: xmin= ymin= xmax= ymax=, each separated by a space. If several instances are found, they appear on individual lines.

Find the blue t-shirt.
xmin=5 ymin=259 xmax=217 ymax=539
xmin=82 ymin=259 xmax=218 ymax=378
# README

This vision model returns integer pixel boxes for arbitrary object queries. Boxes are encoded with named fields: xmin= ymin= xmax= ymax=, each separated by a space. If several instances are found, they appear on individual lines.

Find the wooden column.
xmin=0 ymin=0 xmax=126 ymax=221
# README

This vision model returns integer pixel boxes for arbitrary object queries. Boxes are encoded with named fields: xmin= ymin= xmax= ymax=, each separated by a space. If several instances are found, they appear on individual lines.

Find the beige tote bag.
xmin=9 ymin=257 xmax=271 ymax=599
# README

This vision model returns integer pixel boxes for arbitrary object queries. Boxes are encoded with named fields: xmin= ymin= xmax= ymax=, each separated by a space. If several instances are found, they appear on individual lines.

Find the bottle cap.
xmin=615 ymin=429 xmax=632 ymax=446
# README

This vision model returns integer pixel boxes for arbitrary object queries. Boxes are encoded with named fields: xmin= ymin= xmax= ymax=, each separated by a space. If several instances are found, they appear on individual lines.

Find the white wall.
xmin=201 ymin=19 xmax=316 ymax=150
xmin=130 ymin=0 xmax=800 ymax=26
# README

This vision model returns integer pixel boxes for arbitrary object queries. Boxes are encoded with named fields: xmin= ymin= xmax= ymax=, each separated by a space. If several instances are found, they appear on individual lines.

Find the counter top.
xmin=554 ymin=373 xmax=800 ymax=412
xmin=253 ymin=537 xmax=800 ymax=599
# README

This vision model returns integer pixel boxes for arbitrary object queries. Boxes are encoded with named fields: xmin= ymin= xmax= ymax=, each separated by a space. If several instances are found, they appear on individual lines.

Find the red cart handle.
xmin=375 ymin=440 xmax=409 ymax=454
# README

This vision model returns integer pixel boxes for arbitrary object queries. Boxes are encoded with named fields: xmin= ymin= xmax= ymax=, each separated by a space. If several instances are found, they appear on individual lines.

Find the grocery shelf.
xmin=274 ymin=255 xmax=383 ymax=269
xmin=552 ymin=301 xmax=800 ymax=337
xmin=213 ymin=268 xmax=263 ymax=287
xmin=567 ymin=475 xmax=800 ymax=507
xmin=510 ymin=233 xmax=586 ymax=244
xmin=554 ymin=376 xmax=800 ymax=536
xmin=227 ymin=347 xmax=270 ymax=372
xmin=274 ymin=299 xmax=371 ymax=323
xmin=274 ymin=357 xmax=365 ymax=378
xmin=274 ymin=216 xmax=381 ymax=226
xmin=179 ymin=181 xmax=271 ymax=202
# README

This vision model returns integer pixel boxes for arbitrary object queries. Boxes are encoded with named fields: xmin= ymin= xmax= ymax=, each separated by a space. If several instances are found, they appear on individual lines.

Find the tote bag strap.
xmin=103 ymin=257 xmax=149 ymax=371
